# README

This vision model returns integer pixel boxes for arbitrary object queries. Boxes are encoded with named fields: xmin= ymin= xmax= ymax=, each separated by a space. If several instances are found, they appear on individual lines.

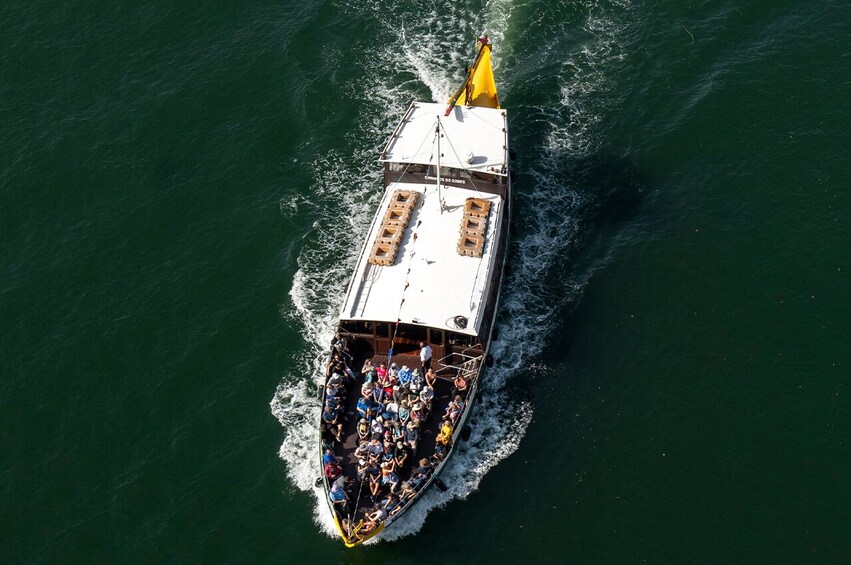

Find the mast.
xmin=435 ymin=116 xmax=444 ymax=213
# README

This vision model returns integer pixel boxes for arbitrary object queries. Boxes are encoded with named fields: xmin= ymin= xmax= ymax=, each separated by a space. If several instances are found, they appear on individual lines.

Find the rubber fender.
xmin=434 ymin=478 xmax=448 ymax=492
xmin=486 ymin=354 xmax=494 ymax=367
xmin=461 ymin=425 xmax=472 ymax=441
xmin=491 ymin=328 xmax=499 ymax=342
xmin=314 ymin=477 xmax=323 ymax=488
xmin=509 ymin=148 xmax=517 ymax=161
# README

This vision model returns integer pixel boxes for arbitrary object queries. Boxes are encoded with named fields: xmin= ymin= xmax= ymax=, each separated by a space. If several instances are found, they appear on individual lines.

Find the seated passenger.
xmin=404 ymin=420 xmax=419 ymax=451
xmin=438 ymin=419 xmax=454 ymax=443
xmin=367 ymin=438 xmax=384 ymax=464
xmin=419 ymin=385 xmax=434 ymax=408
xmin=397 ymin=400 xmax=411 ymax=425
xmin=434 ymin=421 xmax=453 ymax=458
xmin=329 ymin=482 xmax=349 ymax=512
xmin=323 ymin=460 xmax=343 ymax=480
xmin=394 ymin=441 xmax=410 ymax=468
xmin=382 ymin=399 xmax=399 ymax=421
xmin=391 ymin=420 xmax=405 ymax=443
xmin=361 ymin=380 xmax=375 ymax=398
xmin=322 ymin=406 xmax=343 ymax=443
xmin=452 ymin=373 xmax=469 ymax=397
xmin=366 ymin=502 xmax=388 ymax=526
xmin=434 ymin=441 xmax=449 ymax=460
xmin=397 ymin=365 xmax=412 ymax=387
xmin=356 ymin=396 xmax=373 ymax=419
xmin=367 ymin=469 xmax=382 ymax=502
xmin=383 ymin=493 xmax=402 ymax=515
xmin=372 ymin=382 xmax=384 ymax=404
xmin=370 ymin=416 xmax=384 ymax=437
xmin=357 ymin=418 xmax=369 ymax=440
xmin=445 ymin=395 xmax=465 ymax=423
xmin=375 ymin=362 xmax=388 ymax=381
xmin=398 ymin=480 xmax=417 ymax=501
xmin=361 ymin=358 xmax=375 ymax=377
xmin=381 ymin=468 xmax=400 ymax=493
xmin=410 ymin=402 xmax=425 ymax=425
xmin=322 ymin=448 xmax=341 ymax=467
xmin=392 ymin=384 xmax=405 ymax=404
xmin=425 ymin=368 xmax=437 ymax=388
xmin=356 ymin=457 xmax=369 ymax=479
xmin=331 ymin=333 xmax=349 ymax=358
xmin=410 ymin=368 xmax=424 ymax=388
xmin=354 ymin=440 xmax=369 ymax=460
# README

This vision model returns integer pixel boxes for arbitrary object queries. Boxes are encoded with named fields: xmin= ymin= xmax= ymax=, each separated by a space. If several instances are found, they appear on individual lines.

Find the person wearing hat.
xmin=410 ymin=367 xmax=424 ymax=388
xmin=356 ymin=457 xmax=369 ymax=478
xmin=394 ymin=441 xmax=410 ymax=468
xmin=357 ymin=417 xmax=369 ymax=440
xmin=410 ymin=402 xmax=424 ymax=425
xmin=436 ymin=420 xmax=453 ymax=454
xmin=419 ymin=384 xmax=434 ymax=410
xmin=404 ymin=420 xmax=419 ymax=451
xmin=354 ymin=440 xmax=369 ymax=460
xmin=370 ymin=416 xmax=384 ymax=437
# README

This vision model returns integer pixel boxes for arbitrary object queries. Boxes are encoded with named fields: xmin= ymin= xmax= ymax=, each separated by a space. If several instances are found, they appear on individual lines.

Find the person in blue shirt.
xmin=322 ymin=448 xmax=341 ymax=467
xmin=356 ymin=395 xmax=373 ymax=420
xmin=329 ymin=482 xmax=348 ymax=512
xmin=397 ymin=365 xmax=413 ymax=387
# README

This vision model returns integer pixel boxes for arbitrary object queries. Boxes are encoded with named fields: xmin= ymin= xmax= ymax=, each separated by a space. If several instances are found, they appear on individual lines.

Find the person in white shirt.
xmin=419 ymin=341 xmax=432 ymax=371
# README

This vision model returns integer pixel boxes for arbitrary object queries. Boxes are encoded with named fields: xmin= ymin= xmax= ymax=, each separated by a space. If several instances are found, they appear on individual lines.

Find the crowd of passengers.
xmin=320 ymin=334 xmax=471 ymax=539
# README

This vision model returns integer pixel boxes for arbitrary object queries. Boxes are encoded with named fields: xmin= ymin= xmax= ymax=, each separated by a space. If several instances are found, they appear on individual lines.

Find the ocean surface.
xmin=3 ymin=0 xmax=849 ymax=563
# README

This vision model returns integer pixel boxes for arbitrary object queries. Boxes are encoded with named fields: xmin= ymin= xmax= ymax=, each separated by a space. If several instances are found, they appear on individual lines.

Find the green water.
xmin=3 ymin=0 xmax=849 ymax=563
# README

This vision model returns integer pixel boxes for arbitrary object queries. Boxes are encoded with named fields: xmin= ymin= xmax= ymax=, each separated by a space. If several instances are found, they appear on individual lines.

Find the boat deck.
xmin=322 ymin=350 xmax=468 ymax=525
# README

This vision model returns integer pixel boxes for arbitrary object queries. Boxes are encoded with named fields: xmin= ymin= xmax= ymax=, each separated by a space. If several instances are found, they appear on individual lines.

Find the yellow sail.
xmin=450 ymin=38 xmax=500 ymax=110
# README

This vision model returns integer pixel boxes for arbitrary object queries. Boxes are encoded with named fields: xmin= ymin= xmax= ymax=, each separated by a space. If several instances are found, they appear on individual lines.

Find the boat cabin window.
xmin=375 ymin=323 xmax=389 ymax=338
xmin=428 ymin=328 xmax=444 ymax=346
xmin=447 ymin=332 xmax=479 ymax=350
xmin=339 ymin=320 xmax=372 ymax=336
xmin=398 ymin=324 xmax=427 ymax=344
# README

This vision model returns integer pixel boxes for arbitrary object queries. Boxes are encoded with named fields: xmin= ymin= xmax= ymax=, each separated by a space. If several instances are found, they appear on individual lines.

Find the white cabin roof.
xmin=340 ymin=181 xmax=503 ymax=336
xmin=380 ymin=102 xmax=509 ymax=176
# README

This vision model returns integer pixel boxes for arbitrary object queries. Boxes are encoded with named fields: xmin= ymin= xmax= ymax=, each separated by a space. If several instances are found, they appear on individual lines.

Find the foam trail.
xmin=271 ymin=0 xmax=637 ymax=543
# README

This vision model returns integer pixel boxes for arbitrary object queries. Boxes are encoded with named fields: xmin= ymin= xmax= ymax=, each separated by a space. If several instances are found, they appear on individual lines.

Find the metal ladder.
xmin=436 ymin=348 xmax=482 ymax=378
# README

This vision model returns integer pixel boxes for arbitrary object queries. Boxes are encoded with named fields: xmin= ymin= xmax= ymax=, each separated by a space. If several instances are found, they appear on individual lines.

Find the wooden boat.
xmin=318 ymin=35 xmax=511 ymax=547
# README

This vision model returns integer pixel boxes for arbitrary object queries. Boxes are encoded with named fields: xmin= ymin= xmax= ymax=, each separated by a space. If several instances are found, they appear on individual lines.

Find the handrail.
xmin=435 ymin=352 xmax=482 ymax=377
